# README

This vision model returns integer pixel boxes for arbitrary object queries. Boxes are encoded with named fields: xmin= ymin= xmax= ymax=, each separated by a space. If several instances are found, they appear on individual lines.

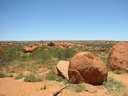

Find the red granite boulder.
xmin=68 ymin=52 xmax=108 ymax=85
xmin=108 ymin=42 xmax=128 ymax=70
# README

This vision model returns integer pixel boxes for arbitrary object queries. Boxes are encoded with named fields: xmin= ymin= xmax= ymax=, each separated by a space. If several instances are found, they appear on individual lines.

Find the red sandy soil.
xmin=0 ymin=72 xmax=128 ymax=96
xmin=0 ymin=77 xmax=44 ymax=96
xmin=0 ymin=78 xmax=108 ymax=96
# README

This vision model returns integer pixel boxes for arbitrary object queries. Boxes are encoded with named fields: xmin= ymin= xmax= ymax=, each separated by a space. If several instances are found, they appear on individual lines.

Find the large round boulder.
xmin=108 ymin=42 xmax=128 ymax=70
xmin=68 ymin=52 xmax=108 ymax=85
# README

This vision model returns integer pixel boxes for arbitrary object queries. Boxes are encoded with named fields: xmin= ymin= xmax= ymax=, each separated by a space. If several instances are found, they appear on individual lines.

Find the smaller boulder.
xmin=23 ymin=45 xmax=38 ymax=53
xmin=56 ymin=60 xmax=69 ymax=80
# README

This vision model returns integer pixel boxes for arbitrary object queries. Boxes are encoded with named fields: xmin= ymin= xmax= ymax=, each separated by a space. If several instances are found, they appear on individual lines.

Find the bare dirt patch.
xmin=0 ymin=77 xmax=110 ymax=96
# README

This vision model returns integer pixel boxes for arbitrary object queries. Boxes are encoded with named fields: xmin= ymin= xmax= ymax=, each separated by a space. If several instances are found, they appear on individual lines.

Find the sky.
xmin=0 ymin=0 xmax=128 ymax=41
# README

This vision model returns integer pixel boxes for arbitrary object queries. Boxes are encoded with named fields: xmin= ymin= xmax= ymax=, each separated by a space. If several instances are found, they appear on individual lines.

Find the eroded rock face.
xmin=56 ymin=60 xmax=69 ymax=80
xmin=108 ymin=42 xmax=128 ymax=70
xmin=68 ymin=52 xmax=108 ymax=85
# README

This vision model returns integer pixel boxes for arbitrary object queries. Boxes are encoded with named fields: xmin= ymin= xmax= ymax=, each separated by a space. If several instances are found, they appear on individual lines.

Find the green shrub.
xmin=49 ymin=48 xmax=76 ymax=60
xmin=74 ymin=84 xmax=85 ymax=92
xmin=0 ymin=45 xmax=22 ymax=65
xmin=32 ymin=47 xmax=52 ymax=63
xmin=21 ymin=52 xmax=32 ymax=61
xmin=31 ymin=47 xmax=76 ymax=64
xmin=103 ymin=78 xmax=125 ymax=93
xmin=0 ymin=45 xmax=76 ymax=65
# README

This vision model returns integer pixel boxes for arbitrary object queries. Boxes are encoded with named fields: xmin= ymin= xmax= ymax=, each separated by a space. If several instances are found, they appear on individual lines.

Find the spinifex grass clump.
xmin=68 ymin=83 xmax=86 ymax=92
xmin=103 ymin=77 xmax=127 ymax=96
xmin=32 ymin=47 xmax=76 ymax=62
xmin=49 ymin=47 xmax=76 ymax=60
xmin=45 ymin=70 xmax=70 ymax=85
xmin=74 ymin=84 xmax=85 ymax=92
xmin=0 ymin=45 xmax=76 ymax=71
xmin=45 ymin=71 xmax=64 ymax=82
xmin=0 ymin=45 xmax=22 ymax=65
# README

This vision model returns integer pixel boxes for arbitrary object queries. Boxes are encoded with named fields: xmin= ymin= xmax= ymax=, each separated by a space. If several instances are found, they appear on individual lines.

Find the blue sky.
xmin=0 ymin=0 xmax=128 ymax=40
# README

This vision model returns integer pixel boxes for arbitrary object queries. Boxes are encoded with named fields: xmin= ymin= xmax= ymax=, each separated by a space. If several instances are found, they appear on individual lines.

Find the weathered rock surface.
xmin=56 ymin=60 xmax=69 ymax=80
xmin=68 ymin=52 xmax=108 ymax=85
xmin=47 ymin=42 xmax=73 ymax=48
xmin=108 ymin=42 xmax=128 ymax=70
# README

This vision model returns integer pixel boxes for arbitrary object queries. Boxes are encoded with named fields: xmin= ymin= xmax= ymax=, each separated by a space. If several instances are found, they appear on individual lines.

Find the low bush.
xmin=49 ymin=48 xmax=76 ymax=60
xmin=103 ymin=77 xmax=126 ymax=96
xmin=0 ymin=45 xmax=22 ymax=65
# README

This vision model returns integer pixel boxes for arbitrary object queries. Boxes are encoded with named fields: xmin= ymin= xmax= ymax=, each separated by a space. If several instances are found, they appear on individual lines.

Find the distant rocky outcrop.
xmin=47 ymin=42 xmax=73 ymax=48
